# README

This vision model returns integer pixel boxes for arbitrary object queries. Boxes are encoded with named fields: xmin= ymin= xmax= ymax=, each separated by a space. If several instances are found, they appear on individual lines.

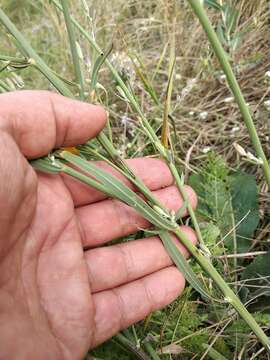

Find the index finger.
xmin=0 ymin=90 xmax=106 ymax=158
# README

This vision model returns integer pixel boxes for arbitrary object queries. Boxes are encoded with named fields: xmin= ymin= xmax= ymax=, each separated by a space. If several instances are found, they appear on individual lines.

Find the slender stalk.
xmin=168 ymin=161 xmax=206 ymax=247
xmin=187 ymin=0 xmax=270 ymax=188
xmin=84 ymin=142 xmax=168 ymax=211
xmin=0 ymin=8 xmax=73 ymax=97
xmin=143 ymin=342 xmax=161 ymax=360
xmin=202 ymin=344 xmax=228 ymax=360
xmin=51 ymin=0 xmax=206 ymax=246
xmin=114 ymin=333 xmax=151 ymax=360
xmin=60 ymin=0 xmax=85 ymax=99
xmin=51 ymin=0 xmax=161 ymax=147
xmin=172 ymin=227 xmax=270 ymax=352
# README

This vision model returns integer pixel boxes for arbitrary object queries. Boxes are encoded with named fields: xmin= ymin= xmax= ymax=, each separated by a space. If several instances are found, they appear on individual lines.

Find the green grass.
xmin=1 ymin=0 xmax=270 ymax=358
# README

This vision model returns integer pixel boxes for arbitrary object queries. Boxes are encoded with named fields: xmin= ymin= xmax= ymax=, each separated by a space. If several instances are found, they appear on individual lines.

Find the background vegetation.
xmin=1 ymin=0 xmax=270 ymax=358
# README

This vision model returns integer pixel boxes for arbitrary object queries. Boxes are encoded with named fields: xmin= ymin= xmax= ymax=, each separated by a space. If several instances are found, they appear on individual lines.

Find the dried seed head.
xmin=233 ymin=142 xmax=247 ymax=156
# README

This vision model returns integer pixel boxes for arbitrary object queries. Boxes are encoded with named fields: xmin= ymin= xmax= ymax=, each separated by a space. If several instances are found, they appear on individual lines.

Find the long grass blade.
xmin=0 ymin=8 xmax=73 ymax=97
xmin=60 ymin=0 xmax=85 ymax=99
xmin=90 ymin=43 xmax=113 ymax=93
xmin=59 ymin=151 xmax=176 ymax=230
xmin=159 ymin=231 xmax=213 ymax=301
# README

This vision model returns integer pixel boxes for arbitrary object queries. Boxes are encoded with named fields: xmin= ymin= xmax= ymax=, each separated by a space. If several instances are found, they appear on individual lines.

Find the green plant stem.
xmin=114 ymin=333 xmax=151 ymax=360
xmin=0 ymin=8 xmax=73 ymax=98
xmin=172 ymin=227 xmax=270 ymax=353
xmin=60 ymin=0 xmax=85 ymax=99
xmin=51 ymin=0 xmax=161 ymax=147
xmin=51 ymin=0 xmax=206 ymax=245
xmin=168 ymin=161 xmax=205 ymax=246
xmin=143 ymin=341 xmax=161 ymax=360
xmin=84 ymin=141 xmax=168 ymax=211
xmin=187 ymin=0 xmax=270 ymax=188
xmin=202 ymin=344 xmax=228 ymax=360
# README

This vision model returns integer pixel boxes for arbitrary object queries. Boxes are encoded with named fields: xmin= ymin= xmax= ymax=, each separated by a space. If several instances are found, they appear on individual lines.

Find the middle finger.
xmin=76 ymin=185 xmax=197 ymax=247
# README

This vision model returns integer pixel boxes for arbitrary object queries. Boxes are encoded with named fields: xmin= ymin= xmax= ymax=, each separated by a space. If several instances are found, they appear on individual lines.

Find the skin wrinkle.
xmin=112 ymin=198 xmax=133 ymax=237
xmin=38 ymin=250 xmax=90 ymax=360
xmin=111 ymin=287 xmax=127 ymax=332
xmin=21 ymin=248 xmax=60 ymax=358
xmin=0 ymin=142 xmax=35 ymax=266
xmin=91 ymin=291 xmax=121 ymax=347
xmin=48 ymin=93 xmax=60 ymax=150
xmin=141 ymin=276 xmax=156 ymax=315
xmin=38 ymin=292 xmax=71 ymax=360
xmin=40 ymin=214 xmax=74 ymax=254
xmin=115 ymin=243 xmax=134 ymax=285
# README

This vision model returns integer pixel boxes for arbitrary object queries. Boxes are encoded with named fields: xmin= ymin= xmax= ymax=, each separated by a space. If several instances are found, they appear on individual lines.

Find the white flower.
xmin=224 ymin=96 xmax=234 ymax=103
xmin=219 ymin=74 xmax=226 ymax=81
xmin=265 ymin=71 xmax=270 ymax=78
xmin=110 ymin=51 xmax=136 ymax=83
xmin=202 ymin=146 xmax=211 ymax=154
xmin=121 ymin=115 xmax=130 ymax=125
xmin=231 ymin=126 xmax=240 ymax=133
xmin=246 ymin=152 xmax=263 ymax=164
xmin=263 ymin=99 xmax=270 ymax=109
xmin=188 ymin=111 xmax=195 ymax=116
xmin=199 ymin=111 xmax=208 ymax=120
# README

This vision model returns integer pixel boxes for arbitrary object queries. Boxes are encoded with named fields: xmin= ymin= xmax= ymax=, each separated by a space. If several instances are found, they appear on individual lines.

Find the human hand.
xmin=0 ymin=91 xmax=197 ymax=359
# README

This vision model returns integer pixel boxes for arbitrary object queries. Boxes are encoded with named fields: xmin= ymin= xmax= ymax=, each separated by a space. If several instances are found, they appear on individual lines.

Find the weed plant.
xmin=1 ymin=1 xmax=270 ymax=359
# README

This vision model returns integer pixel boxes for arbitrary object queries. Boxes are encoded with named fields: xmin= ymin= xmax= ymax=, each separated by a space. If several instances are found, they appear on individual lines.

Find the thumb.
xmin=0 ymin=90 xmax=107 ymax=158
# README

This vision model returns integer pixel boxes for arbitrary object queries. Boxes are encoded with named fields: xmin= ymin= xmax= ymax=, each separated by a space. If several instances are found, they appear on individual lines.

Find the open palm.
xmin=0 ymin=91 xmax=196 ymax=359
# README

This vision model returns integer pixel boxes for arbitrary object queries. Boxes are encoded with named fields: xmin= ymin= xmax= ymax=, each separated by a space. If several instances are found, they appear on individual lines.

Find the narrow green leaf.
xmin=31 ymin=157 xmax=63 ymax=174
xmin=202 ymin=344 xmax=228 ymax=360
xmin=129 ymin=53 xmax=159 ymax=105
xmin=159 ymin=231 xmax=213 ymax=301
xmin=90 ymin=44 xmax=113 ymax=92
xmin=204 ymin=0 xmax=222 ymax=11
xmin=59 ymin=151 xmax=175 ymax=230
xmin=60 ymin=0 xmax=85 ymax=99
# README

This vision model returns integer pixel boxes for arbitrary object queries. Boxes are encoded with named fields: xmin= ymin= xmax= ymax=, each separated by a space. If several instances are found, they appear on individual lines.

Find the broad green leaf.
xmin=230 ymin=172 xmax=260 ymax=252
xmin=189 ymin=156 xmax=260 ymax=252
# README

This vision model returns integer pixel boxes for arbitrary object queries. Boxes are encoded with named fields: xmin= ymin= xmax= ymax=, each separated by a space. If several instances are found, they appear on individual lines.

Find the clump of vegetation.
xmin=1 ymin=0 xmax=270 ymax=358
